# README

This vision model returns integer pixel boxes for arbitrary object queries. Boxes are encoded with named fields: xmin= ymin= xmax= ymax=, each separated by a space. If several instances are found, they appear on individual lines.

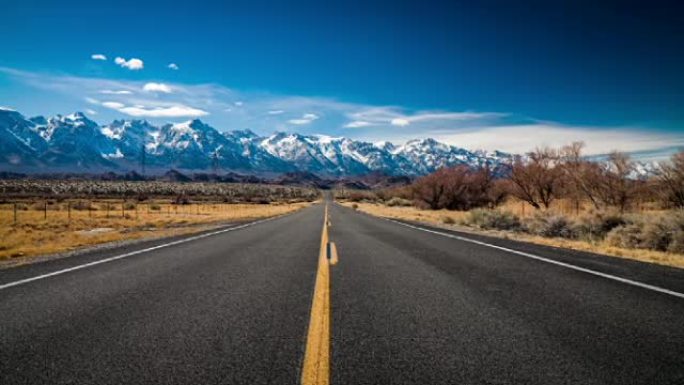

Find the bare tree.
xmin=507 ymin=148 xmax=562 ymax=209
xmin=655 ymin=151 xmax=684 ymax=208
xmin=595 ymin=152 xmax=635 ymax=213
xmin=559 ymin=142 xmax=603 ymax=210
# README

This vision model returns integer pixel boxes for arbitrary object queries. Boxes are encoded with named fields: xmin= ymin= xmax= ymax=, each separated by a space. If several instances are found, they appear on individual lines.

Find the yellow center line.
xmin=301 ymin=204 xmax=332 ymax=385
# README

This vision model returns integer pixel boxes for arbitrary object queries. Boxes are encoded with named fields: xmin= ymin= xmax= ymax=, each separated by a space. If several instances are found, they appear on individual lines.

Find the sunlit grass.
xmin=0 ymin=200 xmax=311 ymax=262
xmin=342 ymin=201 xmax=684 ymax=269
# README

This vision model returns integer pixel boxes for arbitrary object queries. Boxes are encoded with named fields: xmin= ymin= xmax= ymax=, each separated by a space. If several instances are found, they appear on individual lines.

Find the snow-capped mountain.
xmin=0 ymin=108 xmax=511 ymax=176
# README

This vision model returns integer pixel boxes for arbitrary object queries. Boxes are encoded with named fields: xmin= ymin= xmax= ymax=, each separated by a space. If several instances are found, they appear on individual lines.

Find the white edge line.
xmin=382 ymin=217 xmax=684 ymax=300
xmin=0 ymin=215 xmax=283 ymax=291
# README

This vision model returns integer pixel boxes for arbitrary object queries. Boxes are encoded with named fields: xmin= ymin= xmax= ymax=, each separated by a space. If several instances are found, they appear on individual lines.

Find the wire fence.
xmin=0 ymin=200 xmax=243 ymax=226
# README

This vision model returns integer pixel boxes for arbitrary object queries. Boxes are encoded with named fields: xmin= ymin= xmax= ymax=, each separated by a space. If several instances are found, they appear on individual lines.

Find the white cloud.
xmin=429 ymin=124 xmax=684 ymax=156
xmin=344 ymin=120 xmax=373 ymax=128
xmin=91 ymin=54 xmax=107 ymax=61
xmin=168 ymin=63 xmax=179 ymax=70
xmin=114 ymin=57 xmax=144 ymax=70
xmin=85 ymin=109 xmax=98 ymax=115
xmin=234 ymin=101 xmax=243 ymax=106
xmin=2 ymin=66 xmax=681 ymax=160
xmin=142 ymin=82 xmax=173 ymax=93
xmin=118 ymin=105 xmax=208 ymax=118
xmin=288 ymin=113 xmax=319 ymax=125
xmin=100 ymin=89 xmax=133 ymax=95
xmin=391 ymin=118 xmax=410 ymax=127
xmin=102 ymin=101 xmax=125 ymax=109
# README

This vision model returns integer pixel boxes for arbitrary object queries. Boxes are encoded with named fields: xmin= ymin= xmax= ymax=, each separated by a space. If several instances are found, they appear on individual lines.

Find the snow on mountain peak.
xmin=0 ymin=109 xmax=514 ymax=176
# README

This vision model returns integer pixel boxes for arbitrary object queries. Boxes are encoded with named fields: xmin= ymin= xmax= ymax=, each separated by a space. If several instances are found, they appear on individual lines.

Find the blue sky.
xmin=1 ymin=0 xmax=683 ymax=157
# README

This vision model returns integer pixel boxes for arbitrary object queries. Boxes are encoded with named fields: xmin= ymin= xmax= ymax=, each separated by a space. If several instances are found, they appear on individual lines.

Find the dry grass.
xmin=342 ymin=201 xmax=684 ymax=269
xmin=0 ymin=201 xmax=311 ymax=263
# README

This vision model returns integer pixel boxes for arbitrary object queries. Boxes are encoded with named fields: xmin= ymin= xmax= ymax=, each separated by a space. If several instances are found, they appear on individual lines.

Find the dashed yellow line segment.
xmin=301 ymin=204 xmax=333 ymax=385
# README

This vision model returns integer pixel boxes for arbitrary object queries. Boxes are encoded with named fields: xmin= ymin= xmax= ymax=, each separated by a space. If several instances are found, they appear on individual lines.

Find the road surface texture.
xmin=1 ymin=201 xmax=683 ymax=384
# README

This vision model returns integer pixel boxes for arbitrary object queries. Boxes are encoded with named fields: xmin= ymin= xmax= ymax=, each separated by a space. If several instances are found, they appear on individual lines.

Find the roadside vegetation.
xmin=0 ymin=181 xmax=318 ymax=264
xmin=337 ymin=144 xmax=684 ymax=268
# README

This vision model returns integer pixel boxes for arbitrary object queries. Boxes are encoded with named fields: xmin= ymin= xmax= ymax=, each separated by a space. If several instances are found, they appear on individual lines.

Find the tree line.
xmin=383 ymin=143 xmax=684 ymax=212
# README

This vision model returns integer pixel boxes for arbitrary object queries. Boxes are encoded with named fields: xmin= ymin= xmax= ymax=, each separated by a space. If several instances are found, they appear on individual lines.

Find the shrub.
xmin=466 ymin=209 xmax=521 ymax=231
xmin=123 ymin=202 xmax=137 ymax=210
xmin=386 ymin=197 xmax=412 ymax=207
xmin=149 ymin=203 xmax=162 ymax=211
xmin=668 ymin=230 xmax=684 ymax=254
xmin=441 ymin=216 xmax=456 ymax=225
xmin=71 ymin=200 xmax=93 ymax=211
xmin=639 ymin=221 xmax=673 ymax=251
xmin=524 ymin=214 xmax=576 ymax=238
xmin=575 ymin=212 xmax=626 ymax=240
xmin=351 ymin=203 xmax=359 ymax=210
xmin=606 ymin=224 xmax=643 ymax=249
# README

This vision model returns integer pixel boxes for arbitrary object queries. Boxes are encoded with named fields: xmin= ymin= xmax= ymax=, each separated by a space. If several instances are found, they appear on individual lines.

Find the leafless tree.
xmin=654 ymin=151 xmax=684 ymax=208
xmin=507 ymin=147 xmax=562 ymax=209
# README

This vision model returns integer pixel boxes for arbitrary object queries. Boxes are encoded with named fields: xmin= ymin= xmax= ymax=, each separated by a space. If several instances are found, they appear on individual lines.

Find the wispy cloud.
xmin=1 ymin=66 xmax=681 ymax=159
xmin=91 ymin=54 xmax=107 ymax=61
xmin=114 ymin=57 xmax=144 ymax=70
xmin=142 ymin=82 xmax=172 ymax=93
xmin=288 ymin=113 xmax=319 ymax=125
xmin=100 ymin=89 xmax=133 ymax=95
xmin=168 ymin=63 xmax=179 ymax=70
xmin=116 ymin=105 xmax=208 ymax=118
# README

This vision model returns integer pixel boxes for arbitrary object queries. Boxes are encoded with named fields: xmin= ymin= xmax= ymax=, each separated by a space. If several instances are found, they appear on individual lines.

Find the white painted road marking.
xmin=0 ymin=216 xmax=281 ymax=291
xmin=386 ymin=218 xmax=684 ymax=300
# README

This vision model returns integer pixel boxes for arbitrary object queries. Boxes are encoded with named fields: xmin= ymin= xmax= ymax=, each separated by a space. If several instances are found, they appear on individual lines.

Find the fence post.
xmin=67 ymin=202 xmax=71 ymax=224
xmin=121 ymin=201 xmax=125 ymax=218
xmin=14 ymin=203 xmax=17 ymax=225
xmin=106 ymin=203 xmax=110 ymax=218
xmin=44 ymin=201 xmax=48 ymax=220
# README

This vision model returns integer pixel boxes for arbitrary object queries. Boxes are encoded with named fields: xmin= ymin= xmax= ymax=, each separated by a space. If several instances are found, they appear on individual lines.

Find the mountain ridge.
xmin=0 ymin=108 xmax=511 ymax=177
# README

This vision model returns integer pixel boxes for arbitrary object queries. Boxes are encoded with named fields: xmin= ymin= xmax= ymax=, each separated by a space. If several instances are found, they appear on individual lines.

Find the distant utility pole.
xmin=140 ymin=144 xmax=146 ymax=177
xmin=212 ymin=151 xmax=220 ymax=174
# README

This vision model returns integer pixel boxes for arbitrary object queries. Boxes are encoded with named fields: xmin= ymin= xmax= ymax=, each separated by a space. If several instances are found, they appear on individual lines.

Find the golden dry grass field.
xmin=0 ymin=200 xmax=311 ymax=264
xmin=341 ymin=201 xmax=684 ymax=269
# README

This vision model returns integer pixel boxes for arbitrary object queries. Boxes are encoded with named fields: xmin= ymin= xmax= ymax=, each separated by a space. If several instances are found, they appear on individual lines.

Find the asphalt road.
xmin=1 ymin=201 xmax=683 ymax=384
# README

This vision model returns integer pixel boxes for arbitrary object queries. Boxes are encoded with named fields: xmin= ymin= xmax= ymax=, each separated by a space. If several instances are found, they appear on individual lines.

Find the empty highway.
xmin=1 ymin=202 xmax=683 ymax=384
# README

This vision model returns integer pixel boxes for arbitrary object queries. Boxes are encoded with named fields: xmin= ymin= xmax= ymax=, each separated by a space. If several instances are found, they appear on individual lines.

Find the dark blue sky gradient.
xmin=2 ymin=0 xmax=683 ymax=131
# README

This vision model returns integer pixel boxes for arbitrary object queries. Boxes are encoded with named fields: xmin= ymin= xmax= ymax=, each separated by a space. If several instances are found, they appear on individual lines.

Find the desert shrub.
xmin=575 ymin=212 xmax=626 ymax=240
xmin=174 ymin=195 xmax=190 ymax=205
xmin=149 ymin=203 xmax=162 ymax=211
xmin=31 ymin=201 xmax=47 ymax=211
xmin=386 ymin=197 xmax=412 ymax=207
xmin=639 ymin=221 xmax=673 ymax=251
xmin=123 ymin=202 xmax=137 ymax=210
xmin=15 ymin=203 xmax=29 ymax=211
xmin=606 ymin=224 xmax=643 ymax=249
xmin=668 ymin=230 xmax=684 ymax=254
xmin=524 ymin=214 xmax=576 ymax=239
xmin=351 ymin=203 xmax=359 ymax=210
xmin=441 ymin=216 xmax=456 ymax=225
xmin=466 ymin=209 xmax=521 ymax=231
xmin=71 ymin=200 xmax=93 ymax=210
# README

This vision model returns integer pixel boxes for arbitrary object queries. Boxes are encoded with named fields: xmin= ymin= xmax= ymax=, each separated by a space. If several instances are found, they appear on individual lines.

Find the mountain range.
xmin=0 ymin=108 xmax=511 ymax=177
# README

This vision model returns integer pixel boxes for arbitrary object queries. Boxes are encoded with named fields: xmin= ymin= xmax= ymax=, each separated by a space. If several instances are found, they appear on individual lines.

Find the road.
xmin=1 ymin=202 xmax=683 ymax=384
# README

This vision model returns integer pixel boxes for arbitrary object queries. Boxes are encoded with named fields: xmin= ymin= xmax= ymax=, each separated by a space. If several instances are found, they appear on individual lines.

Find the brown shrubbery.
xmin=351 ymin=144 xmax=684 ymax=255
